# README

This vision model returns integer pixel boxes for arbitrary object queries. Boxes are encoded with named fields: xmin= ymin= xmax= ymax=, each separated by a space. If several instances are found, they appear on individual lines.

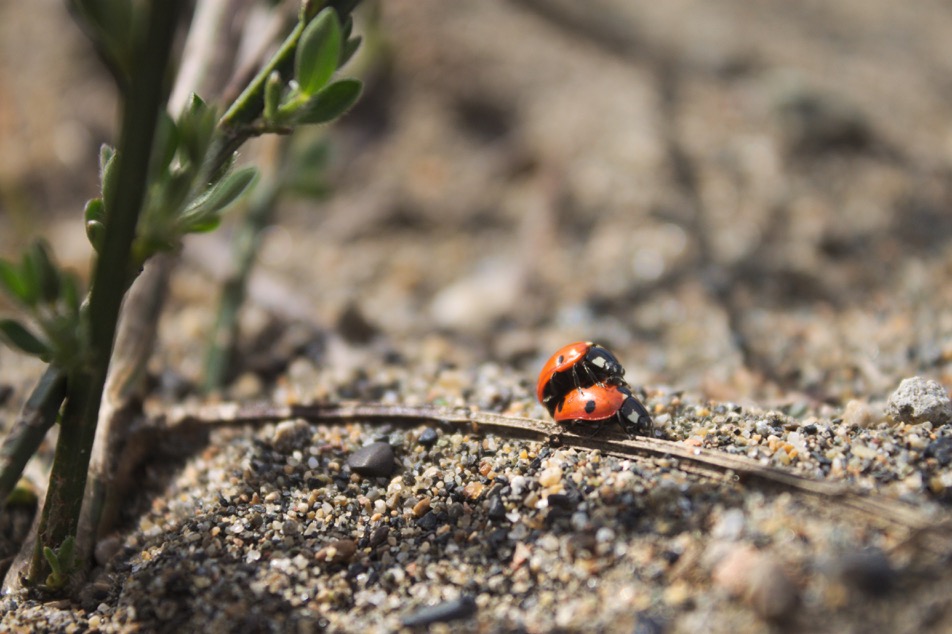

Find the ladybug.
xmin=536 ymin=341 xmax=626 ymax=415
xmin=553 ymin=383 xmax=653 ymax=437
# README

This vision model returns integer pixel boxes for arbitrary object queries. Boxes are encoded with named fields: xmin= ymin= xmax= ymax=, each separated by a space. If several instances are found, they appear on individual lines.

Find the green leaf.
xmin=295 ymin=8 xmax=342 ymax=96
xmin=57 ymin=537 xmax=76 ymax=573
xmin=61 ymin=272 xmax=82 ymax=317
xmin=86 ymin=220 xmax=105 ymax=253
xmin=184 ymin=216 xmax=222 ymax=233
xmin=84 ymin=197 xmax=105 ymax=224
xmin=24 ymin=242 xmax=60 ymax=304
xmin=0 ymin=260 xmax=29 ymax=305
xmin=178 ymin=167 xmax=257 ymax=233
xmin=293 ymin=79 xmax=362 ymax=125
xmin=43 ymin=546 xmax=62 ymax=577
xmin=0 ymin=319 xmax=49 ymax=357
xmin=151 ymin=112 xmax=179 ymax=178
xmin=178 ymin=93 xmax=216 ymax=165
xmin=341 ymin=36 xmax=361 ymax=68
xmin=100 ymin=143 xmax=119 ymax=210
xmin=84 ymin=199 xmax=106 ymax=252
xmin=264 ymin=71 xmax=283 ymax=123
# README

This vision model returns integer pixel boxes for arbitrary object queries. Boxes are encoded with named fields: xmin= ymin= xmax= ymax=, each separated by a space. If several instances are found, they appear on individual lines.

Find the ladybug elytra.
xmin=536 ymin=341 xmax=626 ymax=415
xmin=554 ymin=384 xmax=652 ymax=437
xmin=537 ymin=341 xmax=652 ymax=437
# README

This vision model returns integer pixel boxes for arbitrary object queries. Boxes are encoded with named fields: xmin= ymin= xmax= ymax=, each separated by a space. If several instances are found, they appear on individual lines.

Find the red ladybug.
xmin=536 ymin=341 xmax=626 ymax=415
xmin=553 ymin=383 xmax=652 ymax=437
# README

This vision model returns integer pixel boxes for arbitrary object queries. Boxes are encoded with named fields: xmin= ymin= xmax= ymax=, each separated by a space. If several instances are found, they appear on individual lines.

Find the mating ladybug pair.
xmin=536 ymin=341 xmax=652 ymax=437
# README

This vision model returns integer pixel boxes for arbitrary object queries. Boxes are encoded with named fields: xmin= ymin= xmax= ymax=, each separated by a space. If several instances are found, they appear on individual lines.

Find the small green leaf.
xmin=99 ymin=144 xmax=115 ymax=172
xmin=100 ymin=144 xmax=119 ymax=210
xmin=0 ymin=319 xmax=49 ymax=357
xmin=151 ymin=112 xmax=179 ymax=178
xmin=0 ymin=260 xmax=29 ymax=305
xmin=61 ymin=272 xmax=82 ymax=317
xmin=43 ymin=546 xmax=62 ymax=577
xmin=264 ymin=71 xmax=283 ymax=123
xmin=180 ymin=167 xmax=257 ymax=227
xmin=84 ymin=199 xmax=106 ymax=251
xmin=293 ymin=79 xmax=362 ymax=125
xmin=341 ymin=36 xmax=362 ymax=67
xmin=86 ymin=220 xmax=105 ymax=253
xmin=84 ymin=198 xmax=105 ymax=224
xmin=185 ymin=215 xmax=222 ymax=233
xmin=24 ymin=242 xmax=60 ymax=304
xmin=178 ymin=93 xmax=216 ymax=165
xmin=57 ymin=537 xmax=76 ymax=573
xmin=295 ymin=8 xmax=342 ymax=96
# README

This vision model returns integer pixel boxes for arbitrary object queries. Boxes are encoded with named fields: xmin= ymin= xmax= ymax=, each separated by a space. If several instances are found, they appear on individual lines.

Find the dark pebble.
xmin=487 ymin=497 xmax=507 ymax=520
xmin=418 ymin=428 xmax=439 ymax=447
xmin=401 ymin=596 xmax=477 ymax=627
xmin=336 ymin=302 xmax=379 ymax=344
xmin=369 ymin=525 xmax=390 ymax=548
xmin=416 ymin=512 xmax=438 ymax=531
xmin=347 ymin=442 xmax=395 ymax=477
xmin=924 ymin=437 xmax=952 ymax=467
xmin=315 ymin=539 xmax=357 ymax=565
xmin=634 ymin=613 xmax=667 ymax=634
xmin=547 ymin=493 xmax=576 ymax=510
xmin=836 ymin=548 xmax=895 ymax=595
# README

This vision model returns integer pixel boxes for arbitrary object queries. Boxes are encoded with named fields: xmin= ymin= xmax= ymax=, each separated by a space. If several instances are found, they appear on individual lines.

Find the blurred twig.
xmin=151 ymin=399 xmax=952 ymax=553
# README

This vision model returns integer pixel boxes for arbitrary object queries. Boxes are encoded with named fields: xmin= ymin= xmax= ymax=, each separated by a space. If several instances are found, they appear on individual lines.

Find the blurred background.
xmin=3 ymin=0 xmax=952 ymax=409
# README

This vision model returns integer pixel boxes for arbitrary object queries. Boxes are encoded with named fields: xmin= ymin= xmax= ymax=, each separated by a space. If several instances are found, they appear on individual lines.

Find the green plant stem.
xmin=28 ymin=0 xmax=185 ymax=585
xmin=203 ymin=137 xmax=288 ymax=393
xmin=0 ymin=366 xmax=67 ymax=511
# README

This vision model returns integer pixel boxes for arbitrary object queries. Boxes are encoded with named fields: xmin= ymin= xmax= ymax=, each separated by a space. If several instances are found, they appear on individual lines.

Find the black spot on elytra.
xmin=584 ymin=399 xmax=597 ymax=414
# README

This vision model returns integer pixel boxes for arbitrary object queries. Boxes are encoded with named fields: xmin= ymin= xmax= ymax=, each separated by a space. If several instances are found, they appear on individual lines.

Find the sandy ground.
xmin=3 ymin=1 xmax=952 ymax=631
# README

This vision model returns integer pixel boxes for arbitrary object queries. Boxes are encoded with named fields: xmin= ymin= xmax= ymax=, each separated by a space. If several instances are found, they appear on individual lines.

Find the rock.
xmin=401 ymin=596 xmax=477 ymax=627
xmin=924 ymin=437 xmax=952 ymax=467
xmin=418 ymin=427 xmax=439 ymax=447
xmin=841 ymin=399 xmax=884 ymax=428
xmin=336 ymin=301 xmax=378 ymax=345
xmin=347 ymin=442 xmax=396 ymax=477
xmin=487 ymin=496 xmax=507 ymax=520
xmin=712 ymin=544 xmax=798 ymax=620
xmin=272 ymin=419 xmax=313 ymax=453
xmin=886 ymin=377 xmax=952 ymax=425
xmin=833 ymin=548 xmax=896 ymax=596
xmin=315 ymin=539 xmax=357 ymax=565
xmin=746 ymin=556 xmax=799 ymax=620
xmin=369 ymin=525 xmax=389 ymax=548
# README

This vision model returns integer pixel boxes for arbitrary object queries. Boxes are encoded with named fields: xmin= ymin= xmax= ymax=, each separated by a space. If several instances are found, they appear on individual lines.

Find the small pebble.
xmin=841 ymin=400 xmax=883 ymax=428
xmin=924 ymin=437 xmax=952 ymax=467
xmin=886 ymin=377 xmax=952 ymax=425
xmin=412 ymin=497 xmax=431 ymax=518
xmin=315 ymin=539 xmax=357 ymax=565
xmin=712 ymin=544 xmax=798 ymax=620
xmin=418 ymin=427 xmax=439 ymax=446
xmin=347 ymin=442 xmax=396 ymax=477
xmin=833 ymin=548 xmax=895 ymax=596
xmin=369 ymin=525 xmax=390 ymax=548
xmin=401 ymin=596 xmax=478 ymax=627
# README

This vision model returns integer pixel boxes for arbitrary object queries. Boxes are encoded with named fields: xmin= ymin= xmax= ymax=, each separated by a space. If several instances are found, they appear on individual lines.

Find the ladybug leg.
xmin=583 ymin=363 xmax=604 ymax=388
xmin=571 ymin=365 xmax=586 ymax=396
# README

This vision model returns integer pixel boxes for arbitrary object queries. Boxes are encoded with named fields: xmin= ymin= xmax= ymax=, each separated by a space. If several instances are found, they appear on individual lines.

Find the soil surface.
xmin=3 ymin=1 xmax=952 ymax=632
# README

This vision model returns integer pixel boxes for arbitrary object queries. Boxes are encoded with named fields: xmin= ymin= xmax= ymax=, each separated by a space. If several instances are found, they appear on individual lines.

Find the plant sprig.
xmin=0 ymin=0 xmax=366 ymax=592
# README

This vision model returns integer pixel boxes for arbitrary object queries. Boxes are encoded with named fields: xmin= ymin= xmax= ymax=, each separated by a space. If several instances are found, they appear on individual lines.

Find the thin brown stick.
xmin=152 ymin=400 xmax=951 ymax=551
